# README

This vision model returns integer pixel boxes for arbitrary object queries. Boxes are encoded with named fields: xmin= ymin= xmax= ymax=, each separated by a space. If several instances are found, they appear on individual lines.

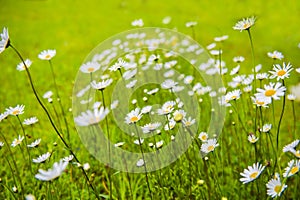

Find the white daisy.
xmin=260 ymin=124 xmax=272 ymax=133
xmin=114 ymin=142 xmax=125 ymax=147
xmin=198 ymin=132 xmax=208 ymax=142
xmin=161 ymin=79 xmax=178 ymax=90
xmin=287 ymin=94 xmax=296 ymax=101
xmin=233 ymin=16 xmax=256 ymax=32
xmin=173 ymin=109 xmax=186 ymax=122
xmin=141 ymin=122 xmax=161 ymax=133
xmin=283 ymin=159 xmax=300 ymax=178
xmin=267 ymin=50 xmax=284 ymax=60
xmin=146 ymin=88 xmax=159 ymax=95
xmin=134 ymin=138 xmax=144 ymax=145
xmin=201 ymin=138 xmax=219 ymax=153
xmin=182 ymin=117 xmax=196 ymax=127
xmin=11 ymin=135 xmax=24 ymax=147
xmin=126 ymin=79 xmax=137 ymax=88
xmin=266 ymin=175 xmax=287 ymax=198
xmin=141 ymin=105 xmax=152 ymax=114
xmin=0 ymin=111 xmax=9 ymax=122
xmin=214 ymin=35 xmax=228 ymax=42
xmin=43 ymin=91 xmax=53 ymax=99
xmin=23 ymin=116 xmax=38 ymax=125
xmin=248 ymin=134 xmax=259 ymax=144
xmin=131 ymin=19 xmax=144 ymax=27
xmin=136 ymin=158 xmax=145 ymax=167
xmin=155 ymin=140 xmax=164 ymax=148
xmin=35 ymin=159 xmax=68 ymax=181
xmin=91 ymin=79 xmax=113 ymax=90
xmin=109 ymin=58 xmax=126 ymax=72
xmin=256 ymin=73 xmax=269 ymax=80
xmin=125 ymin=108 xmax=142 ymax=124
xmin=164 ymin=119 xmax=176 ymax=131
xmin=269 ymin=62 xmax=293 ymax=81
xmin=16 ymin=59 xmax=32 ymax=71
xmin=6 ymin=104 xmax=25 ymax=116
xmin=251 ymin=96 xmax=271 ymax=108
xmin=233 ymin=56 xmax=245 ymax=63
xmin=33 ymin=152 xmax=51 ymax=163
xmin=80 ymin=61 xmax=100 ymax=73
xmin=162 ymin=16 xmax=172 ymax=24
xmin=282 ymin=139 xmax=299 ymax=153
xmin=38 ymin=49 xmax=56 ymax=60
xmin=230 ymin=65 xmax=240 ymax=75
xmin=27 ymin=138 xmax=41 ymax=148
xmin=157 ymin=101 xmax=176 ymax=115
xmin=225 ymin=89 xmax=242 ymax=102
xmin=255 ymin=82 xmax=286 ymax=101
xmin=0 ymin=141 xmax=4 ymax=148
xmin=183 ymin=75 xmax=194 ymax=84
xmin=62 ymin=155 xmax=74 ymax=162
xmin=0 ymin=27 xmax=10 ymax=54
xmin=185 ymin=21 xmax=197 ymax=27
xmin=122 ymin=68 xmax=137 ymax=80
xmin=74 ymin=107 xmax=110 ymax=126
xmin=110 ymin=100 xmax=119 ymax=109
xmin=239 ymin=162 xmax=265 ymax=184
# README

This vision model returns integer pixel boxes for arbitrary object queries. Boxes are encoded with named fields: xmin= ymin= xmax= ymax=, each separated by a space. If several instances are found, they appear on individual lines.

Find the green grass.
xmin=0 ymin=0 xmax=300 ymax=199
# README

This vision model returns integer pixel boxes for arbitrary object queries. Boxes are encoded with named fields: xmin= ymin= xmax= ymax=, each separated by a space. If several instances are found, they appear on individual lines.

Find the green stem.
xmin=246 ymin=29 xmax=257 ymax=90
xmin=276 ymin=80 xmax=286 ymax=151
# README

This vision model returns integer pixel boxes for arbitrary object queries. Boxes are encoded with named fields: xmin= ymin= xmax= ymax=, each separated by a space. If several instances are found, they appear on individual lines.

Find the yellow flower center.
xmin=174 ymin=113 xmax=183 ymax=122
xmin=87 ymin=67 xmax=95 ymax=72
xmin=250 ymin=172 xmax=258 ymax=179
xmin=295 ymin=150 xmax=300 ymax=158
xmin=12 ymin=110 xmax=20 ymax=115
xmin=45 ymin=54 xmax=51 ymax=59
xmin=231 ymin=95 xmax=237 ymax=100
xmin=277 ymin=70 xmax=286 ymax=76
xmin=207 ymin=145 xmax=214 ymax=152
xmin=290 ymin=166 xmax=299 ymax=175
xmin=201 ymin=135 xmax=207 ymax=141
xmin=265 ymin=89 xmax=276 ymax=97
xmin=274 ymin=185 xmax=282 ymax=194
xmin=243 ymin=23 xmax=250 ymax=29
xmin=185 ymin=121 xmax=191 ymax=126
xmin=256 ymin=100 xmax=265 ymax=105
xmin=130 ymin=116 xmax=138 ymax=123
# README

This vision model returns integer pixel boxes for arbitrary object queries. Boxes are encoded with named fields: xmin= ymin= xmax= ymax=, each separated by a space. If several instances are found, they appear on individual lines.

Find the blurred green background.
xmin=0 ymin=0 xmax=299 ymax=108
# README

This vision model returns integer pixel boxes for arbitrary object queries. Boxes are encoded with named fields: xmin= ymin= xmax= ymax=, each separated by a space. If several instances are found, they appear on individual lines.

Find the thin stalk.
xmin=10 ymin=45 xmax=100 ymax=199
xmin=291 ymin=101 xmax=296 ymax=139
xmin=276 ymin=80 xmax=286 ymax=151
xmin=246 ymin=29 xmax=257 ymax=90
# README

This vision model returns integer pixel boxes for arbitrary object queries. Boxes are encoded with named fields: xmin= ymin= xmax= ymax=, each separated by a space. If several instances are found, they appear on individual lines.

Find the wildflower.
xmin=146 ymin=88 xmax=159 ymax=95
xmin=114 ymin=142 xmax=125 ymax=147
xmin=0 ymin=141 xmax=4 ymax=148
xmin=162 ymin=16 xmax=172 ymax=24
xmin=43 ymin=91 xmax=53 ymax=99
xmin=161 ymin=79 xmax=178 ymax=90
xmin=269 ymin=62 xmax=293 ymax=81
xmin=201 ymin=139 xmax=219 ymax=153
xmin=230 ymin=65 xmax=240 ymax=75
xmin=173 ymin=110 xmax=186 ymax=122
xmin=155 ymin=140 xmax=164 ymax=148
xmin=12 ymin=185 xmax=17 ymax=193
xmin=243 ymin=85 xmax=252 ymax=93
xmin=136 ymin=159 xmax=144 ymax=167
xmin=35 ymin=159 xmax=68 ymax=181
xmin=126 ymin=79 xmax=137 ymax=88
xmin=255 ymin=82 xmax=286 ymax=101
xmin=267 ymin=50 xmax=284 ymax=60
xmin=125 ymin=108 xmax=142 ymax=124
xmin=16 ymin=59 xmax=32 ymax=71
xmin=248 ymin=134 xmax=259 ymax=143
xmin=63 ymin=155 xmax=74 ymax=162
xmin=283 ymin=139 xmax=299 ymax=153
xmin=123 ymin=68 xmax=137 ymax=80
xmin=23 ymin=116 xmax=38 ymax=125
xmin=164 ymin=119 xmax=176 ymax=131
xmin=91 ymin=79 xmax=113 ymax=90
xmin=260 ymin=124 xmax=272 ymax=133
xmin=225 ymin=89 xmax=242 ymax=102
xmin=110 ymin=100 xmax=119 ymax=109
xmin=27 ymin=138 xmax=41 ymax=148
xmin=239 ymin=162 xmax=265 ymax=184
xmin=74 ymin=107 xmax=110 ymax=126
xmin=134 ymin=138 xmax=144 ymax=145
xmin=109 ymin=58 xmax=126 ymax=71
xmin=296 ymin=68 xmax=300 ymax=73
xmin=233 ymin=56 xmax=245 ymax=63
xmin=266 ymin=175 xmax=287 ymax=198
xmin=283 ymin=160 xmax=300 ymax=178
xmin=251 ymin=96 xmax=271 ymax=108
xmin=233 ymin=16 xmax=256 ymax=32
xmin=25 ymin=194 xmax=36 ymax=200
xmin=183 ymin=75 xmax=194 ymax=84
xmin=80 ymin=61 xmax=100 ymax=73
xmin=256 ymin=73 xmax=269 ymax=80
xmin=131 ymin=19 xmax=144 ymax=27
xmin=198 ymin=132 xmax=208 ymax=142
xmin=6 ymin=104 xmax=25 ymax=116
xmin=83 ymin=163 xmax=90 ymax=171
xmin=0 ymin=27 xmax=10 ymax=54
xmin=33 ymin=152 xmax=51 ymax=163
xmin=0 ymin=111 xmax=9 ymax=122
xmin=206 ymin=43 xmax=216 ymax=50
xmin=38 ymin=49 xmax=56 ymax=60
xmin=11 ymin=135 xmax=24 ymax=147
xmin=157 ymin=101 xmax=176 ymax=115
xmin=185 ymin=21 xmax=197 ymax=27
xmin=287 ymin=94 xmax=296 ymax=101
xmin=214 ymin=35 xmax=228 ymax=42
xmin=141 ymin=122 xmax=161 ymax=133
xmin=141 ymin=105 xmax=152 ymax=114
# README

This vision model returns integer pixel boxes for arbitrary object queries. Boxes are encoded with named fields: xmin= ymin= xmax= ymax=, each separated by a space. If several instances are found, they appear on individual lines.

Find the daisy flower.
xmin=155 ymin=140 xmax=164 ymax=148
xmin=0 ymin=111 xmax=9 ymax=122
xmin=251 ymin=96 xmax=271 ymax=108
xmin=126 ymin=79 xmax=137 ymax=88
xmin=125 ymin=108 xmax=142 ymax=124
xmin=230 ymin=65 xmax=240 ymax=75
xmin=136 ymin=159 xmax=145 ymax=167
xmin=164 ymin=119 xmax=176 ymax=131
xmin=83 ymin=163 xmax=90 ymax=171
xmin=233 ymin=56 xmax=245 ymax=63
xmin=25 ymin=194 xmax=36 ymax=200
xmin=256 ymin=73 xmax=269 ymax=80
xmin=38 ymin=49 xmax=56 ymax=60
xmin=27 ymin=138 xmax=41 ymax=148
xmin=23 ymin=116 xmax=38 ymax=125
xmin=109 ymin=58 xmax=126 ymax=72
xmin=131 ymin=19 xmax=144 ymax=27
xmin=114 ymin=142 xmax=125 ymax=147
xmin=74 ymin=107 xmax=110 ymax=126
xmin=185 ymin=21 xmax=197 ymax=27
xmin=287 ymin=94 xmax=296 ymax=101
xmin=162 ymin=16 xmax=172 ymax=24
xmin=110 ymin=100 xmax=119 ymax=109
xmin=11 ymin=135 xmax=24 ymax=147
xmin=35 ymin=159 xmax=68 ymax=181
xmin=282 ymin=139 xmax=299 ymax=153
xmin=43 ymin=91 xmax=53 ymax=99
xmin=161 ymin=79 xmax=178 ymax=90
xmin=283 ymin=159 xmax=300 ymax=178
xmin=269 ymin=62 xmax=293 ymax=81
xmin=157 ymin=101 xmax=176 ymax=115
xmin=255 ymin=82 xmax=286 ymax=101
xmin=16 ymin=59 xmax=32 ymax=71
xmin=0 ymin=27 xmax=10 ymax=54
xmin=63 ymin=155 xmax=74 ymax=162
xmin=214 ymin=35 xmax=229 ymax=42
xmin=248 ymin=134 xmax=259 ymax=144
xmin=201 ymin=138 xmax=219 ymax=153
xmin=134 ymin=138 xmax=144 ymax=145
xmin=141 ymin=105 xmax=152 ymax=114
xmin=267 ymin=50 xmax=284 ymax=60
xmin=225 ymin=89 xmax=242 ymax=102
xmin=146 ymin=88 xmax=159 ymax=95
xmin=91 ymin=79 xmax=113 ymax=90
xmin=266 ymin=175 xmax=287 ymax=198
xmin=141 ymin=122 xmax=161 ymax=133
xmin=32 ymin=152 xmax=51 ymax=163
xmin=233 ymin=16 xmax=256 ymax=32
xmin=0 ymin=141 xmax=4 ymax=148
xmin=6 ymin=104 xmax=25 ymax=116
xmin=240 ymin=162 xmax=265 ymax=184
xmin=260 ymin=124 xmax=272 ymax=133
xmin=182 ymin=117 xmax=196 ymax=127
xmin=183 ymin=75 xmax=194 ymax=84
xmin=198 ymin=132 xmax=208 ymax=142
xmin=123 ymin=68 xmax=137 ymax=80
xmin=173 ymin=109 xmax=186 ymax=122
xmin=80 ymin=61 xmax=100 ymax=73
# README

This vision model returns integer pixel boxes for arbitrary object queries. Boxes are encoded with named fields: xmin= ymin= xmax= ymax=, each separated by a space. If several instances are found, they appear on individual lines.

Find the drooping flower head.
xmin=0 ymin=27 xmax=10 ymax=54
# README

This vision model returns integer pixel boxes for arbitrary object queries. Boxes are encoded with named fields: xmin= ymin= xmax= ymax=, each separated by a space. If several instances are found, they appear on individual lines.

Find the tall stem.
xmin=247 ymin=29 xmax=257 ymax=90
xmin=276 ymin=80 xmax=286 ymax=151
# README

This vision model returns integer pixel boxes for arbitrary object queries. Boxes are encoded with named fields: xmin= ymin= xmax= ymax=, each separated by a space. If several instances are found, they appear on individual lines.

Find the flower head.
xmin=125 ymin=108 xmax=142 ymax=124
xmin=266 ymin=175 xmax=287 ymax=198
xmin=0 ymin=27 xmax=10 ymax=53
xmin=267 ymin=50 xmax=284 ymax=60
xmin=23 ymin=116 xmax=38 ymax=125
xmin=74 ymin=107 xmax=110 ymax=126
xmin=157 ymin=101 xmax=176 ymax=115
xmin=131 ymin=19 xmax=144 ymax=27
xmin=255 ymin=82 xmax=286 ymax=101
xmin=233 ymin=16 xmax=256 ymax=32
xmin=16 ymin=59 xmax=32 ymax=71
xmin=27 ymin=138 xmax=41 ymax=148
xmin=283 ymin=159 xmax=300 ymax=178
xmin=225 ymin=89 xmax=242 ymax=102
xmin=91 ymin=79 xmax=113 ymax=90
xmin=240 ymin=162 xmax=265 ymax=184
xmin=198 ymin=132 xmax=208 ymax=142
xmin=11 ymin=135 xmax=24 ymax=147
xmin=269 ymin=62 xmax=293 ymax=81
xmin=32 ymin=152 xmax=51 ymax=163
xmin=248 ymin=134 xmax=259 ymax=144
xmin=201 ymin=138 xmax=219 ymax=153
xmin=141 ymin=122 xmax=161 ymax=133
xmin=6 ymin=104 xmax=25 ymax=116
xmin=80 ymin=61 xmax=100 ymax=73
xmin=35 ymin=159 xmax=68 ymax=181
xmin=38 ymin=49 xmax=56 ymax=60
xmin=283 ymin=139 xmax=299 ymax=153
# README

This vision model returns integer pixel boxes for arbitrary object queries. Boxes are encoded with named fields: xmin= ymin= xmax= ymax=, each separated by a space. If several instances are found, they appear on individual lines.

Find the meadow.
xmin=0 ymin=0 xmax=300 ymax=199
